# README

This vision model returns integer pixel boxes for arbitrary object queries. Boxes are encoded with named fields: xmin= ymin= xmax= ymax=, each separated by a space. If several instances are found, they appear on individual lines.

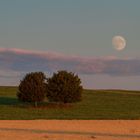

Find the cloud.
xmin=0 ymin=70 xmax=21 ymax=78
xmin=0 ymin=48 xmax=140 ymax=79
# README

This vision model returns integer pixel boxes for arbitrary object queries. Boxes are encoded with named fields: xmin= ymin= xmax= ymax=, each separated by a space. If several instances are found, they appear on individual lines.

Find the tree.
xmin=46 ymin=70 xmax=83 ymax=103
xmin=17 ymin=72 xmax=46 ymax=107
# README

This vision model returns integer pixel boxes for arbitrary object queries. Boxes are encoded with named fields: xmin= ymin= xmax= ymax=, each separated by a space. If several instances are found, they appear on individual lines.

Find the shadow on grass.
xmin=0 ymin=97 xmax=73 ymax=109
xmin=26 ymin=102 xmax=74 ymax=109
xmin=0 ymin=97 xmax=19 ymax=105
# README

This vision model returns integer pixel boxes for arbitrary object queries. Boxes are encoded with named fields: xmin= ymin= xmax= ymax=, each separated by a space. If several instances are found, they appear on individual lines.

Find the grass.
xmin=0 ymin=86 xmax=140 ymax=119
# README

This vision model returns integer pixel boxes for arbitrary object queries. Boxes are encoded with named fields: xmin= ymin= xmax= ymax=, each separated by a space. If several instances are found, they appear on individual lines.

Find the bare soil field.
xmin=0 ymin=120 xmax=140 ymax=140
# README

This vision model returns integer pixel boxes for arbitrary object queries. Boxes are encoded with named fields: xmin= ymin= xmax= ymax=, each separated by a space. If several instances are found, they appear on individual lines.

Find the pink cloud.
xmin=0 ymin=47 xmax=140 ymax=78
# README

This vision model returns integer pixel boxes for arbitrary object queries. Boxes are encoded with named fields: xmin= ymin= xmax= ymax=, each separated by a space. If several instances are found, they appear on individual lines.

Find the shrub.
xmin=17 ymin=72 xmax=46 ymax=107
xmin=46 ymin=70 xmax=83 ymax=103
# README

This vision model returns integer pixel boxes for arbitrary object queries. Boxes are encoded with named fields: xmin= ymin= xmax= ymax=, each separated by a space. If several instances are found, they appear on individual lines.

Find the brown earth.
xmin=0 ymin=120 xmax=140 ymax=140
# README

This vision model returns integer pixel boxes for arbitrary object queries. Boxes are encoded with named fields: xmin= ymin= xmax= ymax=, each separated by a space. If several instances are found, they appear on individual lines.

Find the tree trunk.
xmin=34 ymin=101 xmax=38 ymax=107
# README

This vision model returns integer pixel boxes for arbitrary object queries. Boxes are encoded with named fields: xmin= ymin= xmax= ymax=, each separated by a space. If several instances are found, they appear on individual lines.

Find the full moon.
xmin=112 ymin=36 xmax=126 ymax=51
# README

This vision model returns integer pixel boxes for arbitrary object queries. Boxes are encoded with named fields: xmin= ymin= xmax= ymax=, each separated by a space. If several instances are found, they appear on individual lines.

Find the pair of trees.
xmin=17 ymin=71 xmax=83 ymax=107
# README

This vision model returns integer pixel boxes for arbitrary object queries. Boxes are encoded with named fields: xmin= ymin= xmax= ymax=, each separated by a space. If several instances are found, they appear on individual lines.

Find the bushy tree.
xmin=46 ymin=70 xmax=83 ymax=103
xmin=17 ymin=72 xmax=46 ymax=107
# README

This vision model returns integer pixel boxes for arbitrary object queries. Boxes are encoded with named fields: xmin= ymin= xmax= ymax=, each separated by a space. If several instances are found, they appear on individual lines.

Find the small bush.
xmin=46 ymin=70 xmax=83 ymax=103
xmin=17 ymin=72 xmax=46 ymax=107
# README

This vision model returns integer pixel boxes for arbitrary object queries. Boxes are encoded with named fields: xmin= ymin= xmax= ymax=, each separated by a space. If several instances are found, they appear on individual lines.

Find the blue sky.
xmin=0 ymin=0 xmax=140 ymax=89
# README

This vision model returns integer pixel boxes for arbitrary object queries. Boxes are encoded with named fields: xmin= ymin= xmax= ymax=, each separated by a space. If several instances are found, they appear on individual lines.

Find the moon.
xmin=112 ymin=36 xmax=126 ymax=51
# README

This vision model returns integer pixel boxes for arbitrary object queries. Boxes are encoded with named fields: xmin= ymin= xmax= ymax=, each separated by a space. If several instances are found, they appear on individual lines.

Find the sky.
xmin=0 ymin=0 xmax=140 ymax=89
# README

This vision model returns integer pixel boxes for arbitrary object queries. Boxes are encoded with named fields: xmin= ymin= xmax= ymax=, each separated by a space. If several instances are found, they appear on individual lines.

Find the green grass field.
xmin=0 ymin=86 xmax=140 ymax=119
